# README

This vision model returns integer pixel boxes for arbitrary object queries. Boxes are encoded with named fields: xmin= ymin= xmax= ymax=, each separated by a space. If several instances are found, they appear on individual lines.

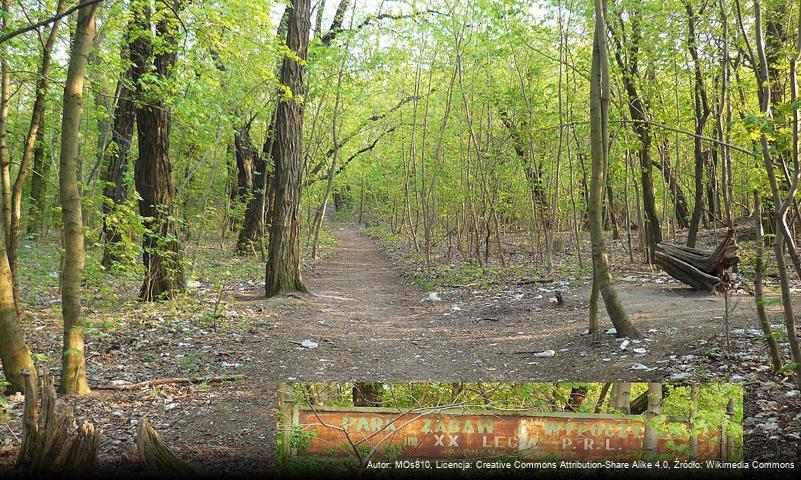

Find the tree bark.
xmin=0 ymin=0 xmax=10 ymax=249
xmin=27 ymin=126 xmax=50 ymax=235
xmin=685 ymin=1 xmax=712 ymax=248
xmin=609 ymin=382 xmax=631 ymax=413
xmin=58 ymin=0 xmax=98 ymax=395
xmin=753 ymin=193 xmax=783 ymax=372
xmin=130 ymin=0 xmax=186 ymax=300
xmin=654 ymin=230 xmax=739 ymax=291
xmin=589 ymin=0 xmax=641 ymax=339
xmin=265 ymin=0 xmax=312 ymax=297
xmin=16 ymin=372 xmax=100 ymax=474
xmin=0 ymin=231 xmax=35 ymax=393
xmin=232 ymin=121 xmax=257 ymax=204
xmin=136 ymin=419 xmax=194 ymax=475
xmin=642 ymin=383 xmax=662 ymax=454
xmin=100 ymin=42 xmax=136 ymax=268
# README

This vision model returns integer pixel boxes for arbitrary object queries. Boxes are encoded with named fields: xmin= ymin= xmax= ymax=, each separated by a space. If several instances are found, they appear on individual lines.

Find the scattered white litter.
xmin=606 ymin=328 xmax=617 ymax=335
xmin=619 ymin=340 xmax=630 ymax=351
xmin=533 ymin=350 xmax=556 ymax=358
xmin=425 ymin=292 xmax=442 ymax=302
xmin=633 ymin=348 xmax=647 ymax=355
xmin=629 ymin=363 xmax=655 ymax=371
xmin=301 ymin=340 xmax=319 ymax=349
xmin=452 ymin=304 xmax=462 ymax=311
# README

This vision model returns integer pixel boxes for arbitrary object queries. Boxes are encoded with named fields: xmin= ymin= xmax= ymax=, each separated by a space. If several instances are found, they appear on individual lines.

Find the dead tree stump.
xmin=654 ymin=230 xmax=740 ymax=292
xmin=15 ymin=371 xmax=101 ymax=475
xmin=136 ymin=418 xmax=194 ymax=475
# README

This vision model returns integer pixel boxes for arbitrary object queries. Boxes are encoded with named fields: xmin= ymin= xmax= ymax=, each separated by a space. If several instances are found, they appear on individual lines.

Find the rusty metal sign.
xmin=292 ymin=407 xmax=723 ymax=461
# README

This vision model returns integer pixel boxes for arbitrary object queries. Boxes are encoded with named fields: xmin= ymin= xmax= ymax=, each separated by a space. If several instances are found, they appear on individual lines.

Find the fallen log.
xmin=655 ymin=230 xmax=739 ymax=292
xmin=95 ymin=374 xmax=245 ymax=390
xmin=16 ymin=371 xmax=101 ymax=475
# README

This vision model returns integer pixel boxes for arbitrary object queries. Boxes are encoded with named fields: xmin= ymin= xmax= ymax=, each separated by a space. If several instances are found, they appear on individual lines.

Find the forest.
xmin=0 ymin=0 xmax=799 ymax=475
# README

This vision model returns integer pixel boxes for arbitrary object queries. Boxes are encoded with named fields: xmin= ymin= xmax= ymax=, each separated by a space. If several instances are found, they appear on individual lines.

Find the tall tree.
xmin=0 ymin=234 xmax=35 ymax=393
xmin=100 ymin=33 xmax=137 ymax=268
xmin=685 ymin=1 xmax=712 ymax=248
xmin=750 ymin=0 xmax=801 ymax=388
xmin=265 ymin=0 xmax=312 ymax=297
xmin=608 ymin=4 xmax=662 ymax=263
xmin=589 ymin=0 xmax=641 ymax=339
xmin=236 ymin=7 xmax=289 ymax=254
xmin=0 ymin=0 xmax=12 ymax=272
xmin=59 ymin=0 xmax=99 ymax=395
xmin=6 ymin=0 xmax=67 ymax=315
xmin=231 ymin=120 xmax=257 ymax=205
xmin=130 ymin=0 xmax=187 ymax=300
xmin=26 ymin=127 xmax=49 ymax=235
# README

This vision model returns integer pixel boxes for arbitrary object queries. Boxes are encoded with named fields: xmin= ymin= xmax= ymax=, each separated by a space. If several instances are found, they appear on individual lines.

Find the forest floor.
xmin=1 ymin=221 xmax=800 ymax=475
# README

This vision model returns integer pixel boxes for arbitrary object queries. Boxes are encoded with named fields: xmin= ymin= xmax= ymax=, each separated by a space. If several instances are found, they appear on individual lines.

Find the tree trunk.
xmin=100 ymin=49 xmax=136 ymax=268
xmin=27 ymin=126 xmax=50 ymax=236
xmin=642 ymin=383 xmax=663 ymax=454
xmin=58 ymin=0 xmax=98 ymax=395
xmin=589 ymin=0 xmax=641 ymax=340
xmin=608 ymin=7 xmax=661 ymax=263
xmin=236 ymin=145 xmax=272 ymax=254
xmin=609 ymin=382 xmax=631 ymax=413
xmin=752 ymin=0 xmax=801 ymax=388
xmin=0 ymin=0 xmax=10 ymax=249
xmin=0 ymin=231 xmax=35 ymax=393
xmin=753 ymin=194 xmax=784 ymax=373
xmin=630 ymin=384 xmax=669 ymax=414
xmin=594 ymin=382 xmax=611 ymax=413
xmin=130 ymin=0 xmax=186 ymax=301
xmin=265 ymin=0 xmax=312 ymax=297
xmin=235 ymin=8 xmax=290 ymax=255
xmin=564 ymin=386 xmax=589 ymax=412
xmin=654 ymin=230 xmax=739 ymax=291
xmin=656 ymin=138 xmax=691 ymax=229
xmin=136 ymin=419 xmax=194 ymax=475
xmin=16 ymin=372 xmax=100 ymax=475
xmin=232 ymin=121 xmax=257 ymax=205
xmin=685 ymin=1 xmax=712 ymax=248
xmin=7 ymin=1 xmax=66 ymax=311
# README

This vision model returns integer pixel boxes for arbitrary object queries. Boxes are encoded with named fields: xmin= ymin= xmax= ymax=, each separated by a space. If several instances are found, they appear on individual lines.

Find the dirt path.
xmin=261 ymin=224 xmax=757 ymax=383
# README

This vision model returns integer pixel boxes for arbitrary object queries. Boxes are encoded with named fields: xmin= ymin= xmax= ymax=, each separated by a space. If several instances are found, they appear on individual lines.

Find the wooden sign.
xmin=292 ymin=407 xmax=723 ymax=461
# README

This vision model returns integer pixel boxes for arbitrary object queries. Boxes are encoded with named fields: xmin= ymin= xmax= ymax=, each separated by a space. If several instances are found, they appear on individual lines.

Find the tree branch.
xmin=0 ymin=0 xmax=105 ymax=46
